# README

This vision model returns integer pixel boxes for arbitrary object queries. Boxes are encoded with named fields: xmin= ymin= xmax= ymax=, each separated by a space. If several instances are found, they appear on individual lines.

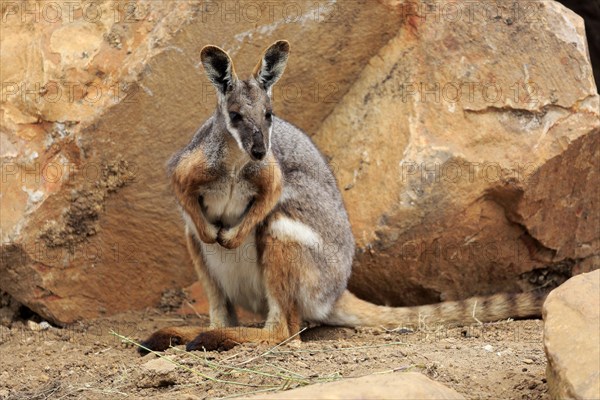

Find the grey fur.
xmin=270 ymin=117 xmax=355 ymax=318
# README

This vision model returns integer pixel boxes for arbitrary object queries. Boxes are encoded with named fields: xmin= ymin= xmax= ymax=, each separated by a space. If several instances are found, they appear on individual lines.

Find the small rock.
xmin=142 ymin=357 xmax=177 ymax=374
xmin=483 ymin=345 xmax=494 ymax=352
xmin=27 ymin=320 xmax=41 ymax=331
xmin=39 ymin=321 xmax=51 ymax=330
xmin=522 ymin=358 xmax=534 ymax=364
xmin=245 ymin=372 xmax=465 ymax=399
xmin=137 ymin=357 xmax=179 ymax=389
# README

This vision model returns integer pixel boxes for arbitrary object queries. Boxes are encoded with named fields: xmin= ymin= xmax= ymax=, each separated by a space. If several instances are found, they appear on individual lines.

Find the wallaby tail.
xmin=325 ymin=290 xmax=546 ymax=329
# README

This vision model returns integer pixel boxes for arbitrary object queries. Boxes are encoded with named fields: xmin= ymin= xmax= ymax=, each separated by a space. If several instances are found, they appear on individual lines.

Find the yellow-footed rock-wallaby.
xmin=140 ymin=41 xmax=544 ymax=354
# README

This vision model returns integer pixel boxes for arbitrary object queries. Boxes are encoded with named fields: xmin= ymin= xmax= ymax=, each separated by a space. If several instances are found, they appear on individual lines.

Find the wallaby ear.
xmin=252 ymin=40 xmax=290 ymax=92
xmin=200 ymin=45 xmax=237 ymax=94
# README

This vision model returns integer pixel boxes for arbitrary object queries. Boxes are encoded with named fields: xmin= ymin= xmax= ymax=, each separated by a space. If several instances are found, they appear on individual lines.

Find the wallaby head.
xmin=200 ymin=40 xmax=290 ymax=161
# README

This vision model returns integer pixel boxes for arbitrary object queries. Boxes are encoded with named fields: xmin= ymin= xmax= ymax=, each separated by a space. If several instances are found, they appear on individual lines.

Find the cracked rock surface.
xmin=314 ymin=0 xmax=599 ymax=306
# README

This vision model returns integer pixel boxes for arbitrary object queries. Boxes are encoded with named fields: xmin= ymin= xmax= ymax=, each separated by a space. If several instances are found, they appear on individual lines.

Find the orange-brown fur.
xmin=171 ymin=149 xmax=218 ymax=244
xmin=218 ymin=154 xmax=282 ymax=249
xmin=186 ymin=222 xmax=303 ymax=352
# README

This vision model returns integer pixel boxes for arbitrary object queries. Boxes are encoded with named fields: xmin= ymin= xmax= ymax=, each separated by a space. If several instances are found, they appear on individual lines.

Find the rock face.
xmin=554 ymin=0 xmax=600 ymax=87
xmin=1 ymin=1 xmax=598 ymax=324
xmin=313 ymin=0 xmax=600 ymax=306
xmin=1 ymin=1 xmax=201 ymax=324
xmin=0 ymin=0 xmax=404 ymax=324
xmin=246 ymin=372 xmax=465 ymax=400
xmin=543 ymin=270 xmax=600 ymax=400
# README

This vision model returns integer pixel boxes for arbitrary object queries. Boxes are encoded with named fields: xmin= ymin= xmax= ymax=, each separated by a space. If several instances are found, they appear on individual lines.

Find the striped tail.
xmin=325 ymin=290 xmax=546 ymax=329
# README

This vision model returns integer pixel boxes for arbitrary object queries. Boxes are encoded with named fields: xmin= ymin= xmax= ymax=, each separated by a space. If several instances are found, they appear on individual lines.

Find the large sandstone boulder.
xmin=1 ymin=0 xmax=598 ymax=324
xmin=543 ymin=270 xmax=600 ymax=400
xmin=246 ymin=372 xmax=465 ymax=400
xmin=0 ymin=0 xmax=404 ymax=324
xmin=313 ymin=0 xmax=600 ymax=305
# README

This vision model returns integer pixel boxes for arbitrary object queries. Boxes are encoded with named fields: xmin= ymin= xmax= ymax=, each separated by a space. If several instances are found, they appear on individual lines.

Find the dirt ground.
xmin=0 ymin=304 xmax=548 ymax=400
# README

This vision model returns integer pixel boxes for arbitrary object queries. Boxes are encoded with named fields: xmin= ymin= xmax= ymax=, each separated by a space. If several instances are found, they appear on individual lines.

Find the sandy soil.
xmin=0 ymin=306 xmax=548 ymax=400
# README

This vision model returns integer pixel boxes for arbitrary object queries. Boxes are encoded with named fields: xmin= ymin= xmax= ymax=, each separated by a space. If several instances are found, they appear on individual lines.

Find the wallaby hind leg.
xmin=139 ymin=326 xmax=210 ymax=355
xmin=186 ymin=219 xmax=304 ymax=351
xmin=138 ymin=231 xmax=238 ymax=355
xmin=186 ymin=231 xmax=238 ymax=328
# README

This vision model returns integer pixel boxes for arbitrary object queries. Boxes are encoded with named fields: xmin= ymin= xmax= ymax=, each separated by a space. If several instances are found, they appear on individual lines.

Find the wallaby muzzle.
xmin=249 ymin=129 xmax=267 ymax=161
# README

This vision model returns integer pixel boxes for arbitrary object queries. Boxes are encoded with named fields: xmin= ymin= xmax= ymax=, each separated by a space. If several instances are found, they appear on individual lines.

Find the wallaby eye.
xmin=265 ymin=111 xmax=272 ymax=121
xmin=229 ymin=111 xmax=242 ymax=122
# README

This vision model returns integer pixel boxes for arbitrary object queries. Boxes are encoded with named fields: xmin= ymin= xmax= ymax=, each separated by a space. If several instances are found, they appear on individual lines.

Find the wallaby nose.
xmin=250 ymin=146 xmax=266 ymax=161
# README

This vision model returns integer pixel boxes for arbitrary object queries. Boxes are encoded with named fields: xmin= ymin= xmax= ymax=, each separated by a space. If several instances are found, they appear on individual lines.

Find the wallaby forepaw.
xmin=186 ymin=331 xmax=238 ymax=352
xmin=138 ymin=329 xmax=183 ymax=356
xmin=204 ymin=222 xmax=220 ymax=243
xmin=217 ymin=227 xmax=243 ymax=249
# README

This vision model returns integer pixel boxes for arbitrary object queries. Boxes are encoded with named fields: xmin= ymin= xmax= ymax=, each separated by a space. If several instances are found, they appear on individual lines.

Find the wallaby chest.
xmin=199 ymin=161 xmax=258 ymax=229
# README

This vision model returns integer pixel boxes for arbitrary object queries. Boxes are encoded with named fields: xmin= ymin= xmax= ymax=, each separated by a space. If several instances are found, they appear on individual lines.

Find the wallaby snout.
xmin=227 ymin=108 xmax=271 ymax=161
xmin=250 ymin=130 xmax=267 ymax=161
xmin=250 ymin=148 xmax=266 ymax=161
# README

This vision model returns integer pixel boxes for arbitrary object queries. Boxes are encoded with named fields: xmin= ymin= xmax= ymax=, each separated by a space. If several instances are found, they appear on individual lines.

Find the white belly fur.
xmin=200 ymin=230 xmax=267 ymax=315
